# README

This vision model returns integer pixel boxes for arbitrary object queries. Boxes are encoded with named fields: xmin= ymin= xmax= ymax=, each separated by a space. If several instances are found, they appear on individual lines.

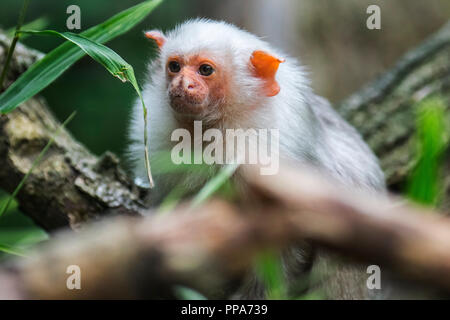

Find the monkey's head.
xmin=145 ymin=20 xmax=285 ymax=122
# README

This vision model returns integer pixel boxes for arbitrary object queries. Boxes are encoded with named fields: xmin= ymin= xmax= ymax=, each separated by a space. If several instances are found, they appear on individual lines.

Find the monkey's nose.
xmin=185 ymin=81 xmax=197 ymax=91
xmin=182 ymin=77 xmax=197 ymax=91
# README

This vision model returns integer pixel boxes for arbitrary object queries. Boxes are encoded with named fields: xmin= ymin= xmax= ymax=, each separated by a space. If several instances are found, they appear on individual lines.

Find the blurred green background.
xmin=0 ymin=0 xmax=449 ymax=257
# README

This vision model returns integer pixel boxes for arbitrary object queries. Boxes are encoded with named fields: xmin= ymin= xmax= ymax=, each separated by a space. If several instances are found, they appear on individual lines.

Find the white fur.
xmin=128 ymin=19 xmax=385 ymax=200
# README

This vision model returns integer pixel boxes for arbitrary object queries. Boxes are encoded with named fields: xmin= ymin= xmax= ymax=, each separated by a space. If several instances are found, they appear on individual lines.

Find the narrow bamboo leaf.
xmin=158 ymin=184 xmax=186 ymax=214
xmin=0 ymin=0 xmax=30 ymax=89
xmin=6 ymin=17 xmax=49 ymax=38
xmin=22 ymin=30 xmax=136 ymax=83
xmin=191 ymin=163 xmax=239 ymax=208
xmin=0 ymin=243 xmax=27 ymax=257
xmin=0 ymin=0 xmax=162 ymax=113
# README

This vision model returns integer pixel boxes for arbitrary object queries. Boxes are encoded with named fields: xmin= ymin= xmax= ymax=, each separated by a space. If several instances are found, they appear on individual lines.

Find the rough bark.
xmin=337 ymin=21 xmax=450 ymax=205
xmin=2 ymin=165 xmax=450 ymax=299
xmin=0 ymin=33 xmax=145 ymax=231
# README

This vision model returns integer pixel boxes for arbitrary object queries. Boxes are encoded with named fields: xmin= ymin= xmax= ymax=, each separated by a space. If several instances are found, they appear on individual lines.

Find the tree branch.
xmin=2 ymin=165 xmax=450 ymax=299
xmin=337 ymin=21 xmax=450 ymax=198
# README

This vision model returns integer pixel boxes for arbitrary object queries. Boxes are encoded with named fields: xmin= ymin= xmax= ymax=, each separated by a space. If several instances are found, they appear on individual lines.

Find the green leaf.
xmin=0 ymin=0 xmax=162 ymax=113
xmin=255 ymin=250 xmax=287 ymax=300
xmin=22 ymin=30 xmax=136 ymax=83
xmin=0 ymin=243 xmax=27 ymax=257
xmin=174 ymin=286 xmax=208 ymax=300
xmin=191 ymin=163 xmax=239 ymax=208
xmin=6 ymin=17 xmax=49 ymax=38
xmin=407 ymin=96 xmax=448 ymax=207
xmin=0 ymin=228 xmax=48 ymax=247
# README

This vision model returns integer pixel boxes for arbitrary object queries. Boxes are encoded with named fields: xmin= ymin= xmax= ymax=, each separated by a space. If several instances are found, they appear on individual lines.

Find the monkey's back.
xmin=306 ymin=94 xmax=385 ymax=192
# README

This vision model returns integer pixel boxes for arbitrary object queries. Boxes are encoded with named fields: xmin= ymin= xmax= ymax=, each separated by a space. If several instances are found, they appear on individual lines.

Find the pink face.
xmin=145 ymin=30 xmax=284 ymax=118
xmin=165 ymin=54 xmax=228 ymax=116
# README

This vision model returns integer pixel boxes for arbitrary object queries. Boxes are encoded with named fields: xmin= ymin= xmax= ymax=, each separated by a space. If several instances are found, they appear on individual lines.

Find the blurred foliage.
xmin=407 ymin=97 xmax=448 ymax=207
xmin=155 ymin=150 xmax=238 ymax=213
xmin=0 ymin=191 xmax=48 ymax=260
xmin=255 ymin=250 xmax=287 ymax=300
xmin=174 ymin=286 xmax=208 ymax=300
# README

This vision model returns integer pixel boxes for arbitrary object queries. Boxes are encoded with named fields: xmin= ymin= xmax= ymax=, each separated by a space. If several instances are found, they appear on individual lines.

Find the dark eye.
xmin=168 ymin=61 xmax=181 ymax=73
xmin=199 ymin=64 xmax=214 ymax=76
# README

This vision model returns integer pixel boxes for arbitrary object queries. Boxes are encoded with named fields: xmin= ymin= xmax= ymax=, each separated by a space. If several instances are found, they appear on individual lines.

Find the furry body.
xmin=128 ymin=19 xmax=385 ymax=298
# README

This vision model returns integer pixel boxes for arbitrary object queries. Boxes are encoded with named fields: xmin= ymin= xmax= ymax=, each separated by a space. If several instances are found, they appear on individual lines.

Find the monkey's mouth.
xmin=169 ymin=95 xmax=208 ymax=115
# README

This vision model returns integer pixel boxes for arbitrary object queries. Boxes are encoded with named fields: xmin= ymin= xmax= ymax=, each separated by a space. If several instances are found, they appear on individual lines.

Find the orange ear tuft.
xmin=250 ymin=50 xmax=285 ymax=97
xmin=144 ymin=30 xmax=167 ymax=49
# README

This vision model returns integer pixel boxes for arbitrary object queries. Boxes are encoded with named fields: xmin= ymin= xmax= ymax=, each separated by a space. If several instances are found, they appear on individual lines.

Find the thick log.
xmin=0 ymin=201 xmax=280 ymax=299
xmin=1 ymin=165 xmax=450 ymax=299
xmin=337 ymin=21 xmax=450 ymax=205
